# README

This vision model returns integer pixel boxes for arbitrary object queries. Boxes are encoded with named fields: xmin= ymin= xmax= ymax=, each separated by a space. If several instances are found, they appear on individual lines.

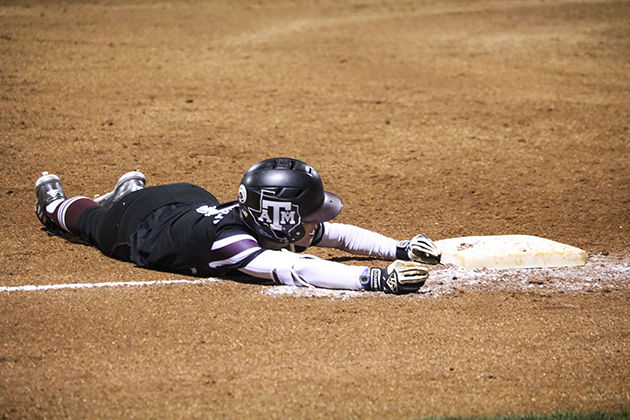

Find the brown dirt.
xmin=1 ymin=0 xmax=629 ymax=418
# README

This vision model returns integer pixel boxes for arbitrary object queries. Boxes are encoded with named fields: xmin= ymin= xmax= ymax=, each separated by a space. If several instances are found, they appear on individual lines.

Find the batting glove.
xmin=361 ymin=260 xmax=429 ymax=294
xmin=396 ymin=234 xmax=441 ymax=265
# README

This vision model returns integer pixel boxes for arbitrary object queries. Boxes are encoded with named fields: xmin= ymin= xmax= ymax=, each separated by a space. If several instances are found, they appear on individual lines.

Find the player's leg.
xmin=36 ymin=172 xmax=220 ymax=263
xmin=35 ymin=171 xmax=147 ymax=251
xmin=35 ymin=172 xmax=97 ymax=236
xmin=79 ymin=182 xmax=220 ymax=261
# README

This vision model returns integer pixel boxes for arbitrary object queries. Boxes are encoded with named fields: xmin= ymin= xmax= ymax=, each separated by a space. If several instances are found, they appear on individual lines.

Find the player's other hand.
xmin=398 ymin=234 xmax=441 ymax=265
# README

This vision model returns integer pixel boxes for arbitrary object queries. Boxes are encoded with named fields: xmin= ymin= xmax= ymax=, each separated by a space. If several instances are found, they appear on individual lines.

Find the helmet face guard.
xmin=238 ymin=158 xmax=342 ymax=244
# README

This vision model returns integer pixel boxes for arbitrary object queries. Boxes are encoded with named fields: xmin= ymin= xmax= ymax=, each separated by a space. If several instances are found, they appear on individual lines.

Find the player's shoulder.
xmin=212 ymin=201 xmax=259 ymax=243
xmin=187 ymin=200 xmax=241 ymax=228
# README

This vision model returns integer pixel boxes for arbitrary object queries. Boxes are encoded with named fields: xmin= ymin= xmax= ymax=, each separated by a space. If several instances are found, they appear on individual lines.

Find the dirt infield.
xmin=1 ymin=0 xmax=629 ymax=418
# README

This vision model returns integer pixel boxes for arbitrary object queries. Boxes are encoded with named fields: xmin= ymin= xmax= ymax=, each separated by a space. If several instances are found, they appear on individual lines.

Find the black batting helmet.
xmin=238 ymin=157 xmax=342 ymax=243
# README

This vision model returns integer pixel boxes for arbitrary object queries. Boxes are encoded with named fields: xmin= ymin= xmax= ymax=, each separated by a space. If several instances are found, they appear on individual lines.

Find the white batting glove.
xmin=361 ymin=260 xmax=429 ymax=294
xmin=397 ymin=234 xmax=441 ymax=265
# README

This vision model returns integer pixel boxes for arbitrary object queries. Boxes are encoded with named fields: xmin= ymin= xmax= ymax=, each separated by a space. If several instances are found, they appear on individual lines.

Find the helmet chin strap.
xmin=257 ymin=237 xmax=296 ymax=252
xmin=257 ymin=237 xmax=288 ymax=250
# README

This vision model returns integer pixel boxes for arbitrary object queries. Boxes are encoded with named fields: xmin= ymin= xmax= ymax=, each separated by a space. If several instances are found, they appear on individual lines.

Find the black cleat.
xmin=35 ymin=171 xmax=66 ymax=229
xmin=94 ymin=170 xmax=146 ymax=208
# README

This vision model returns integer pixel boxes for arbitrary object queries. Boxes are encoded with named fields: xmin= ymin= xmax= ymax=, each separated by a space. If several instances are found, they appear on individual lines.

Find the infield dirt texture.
xmin=1 ymin=0 xmax=629 ymax=418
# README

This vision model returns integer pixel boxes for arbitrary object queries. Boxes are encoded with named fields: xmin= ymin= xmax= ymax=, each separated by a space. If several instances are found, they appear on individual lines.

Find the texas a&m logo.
xmin=250 ymin=190 xmax=301 ymax=231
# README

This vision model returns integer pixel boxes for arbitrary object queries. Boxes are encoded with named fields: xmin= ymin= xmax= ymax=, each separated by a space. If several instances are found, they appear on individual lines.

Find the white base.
xmin=435 ymin=235 xmax=587 ymax=269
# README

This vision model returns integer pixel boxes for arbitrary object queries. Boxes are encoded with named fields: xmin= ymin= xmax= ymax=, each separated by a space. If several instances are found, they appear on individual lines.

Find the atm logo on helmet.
xmin=252 ymin=192 xmax=301 ymax=230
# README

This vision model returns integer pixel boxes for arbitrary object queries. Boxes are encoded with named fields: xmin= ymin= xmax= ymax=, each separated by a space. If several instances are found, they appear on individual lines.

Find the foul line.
xmin=0 ymin=278 xmax=220 ymax=293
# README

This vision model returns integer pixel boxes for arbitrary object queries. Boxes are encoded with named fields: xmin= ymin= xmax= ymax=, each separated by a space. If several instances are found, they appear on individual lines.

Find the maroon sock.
xmin=51 ymin=196 xmax=98 ymax=235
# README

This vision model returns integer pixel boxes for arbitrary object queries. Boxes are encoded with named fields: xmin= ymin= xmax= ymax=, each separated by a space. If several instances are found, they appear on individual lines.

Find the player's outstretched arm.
xmin=314 ymin=222 xmax=441 ymax=264
xmin=237 ymin=249 xmax=428 ymax=294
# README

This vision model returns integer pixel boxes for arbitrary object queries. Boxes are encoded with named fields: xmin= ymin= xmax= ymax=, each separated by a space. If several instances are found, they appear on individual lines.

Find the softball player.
xmin=35 ymin=158 xmax=441 ymax=294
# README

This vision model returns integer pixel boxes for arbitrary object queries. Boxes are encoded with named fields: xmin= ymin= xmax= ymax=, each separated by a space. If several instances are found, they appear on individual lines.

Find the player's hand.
xmin=364 ymin=260 xmax=429 ymax=294
xmin=398 ymin=234 xmax=441 ymax=265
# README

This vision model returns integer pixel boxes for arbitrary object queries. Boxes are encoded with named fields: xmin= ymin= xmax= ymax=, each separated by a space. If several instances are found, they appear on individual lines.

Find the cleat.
xmin=35 ymin=171 xmax=66 ymax=229
xmin=94 ymin=170 xmax=146 ymax=208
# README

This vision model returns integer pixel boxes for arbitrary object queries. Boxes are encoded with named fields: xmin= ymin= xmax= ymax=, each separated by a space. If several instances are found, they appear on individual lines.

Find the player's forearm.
xmin=290 ymin=257 xmax=366 ymax=290
xmin=316 ymin=222 xmax=398 ymax=259
xmin=238 ymin=249 xmax=365 ymax=290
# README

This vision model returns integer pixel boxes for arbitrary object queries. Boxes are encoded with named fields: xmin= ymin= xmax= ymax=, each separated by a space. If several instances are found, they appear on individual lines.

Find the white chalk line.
xmin=0 ymin=278 xmax=221 ymax=293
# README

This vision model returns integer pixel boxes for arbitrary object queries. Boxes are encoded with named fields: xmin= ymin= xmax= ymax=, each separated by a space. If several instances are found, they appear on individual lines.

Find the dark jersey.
xmin=129 ymin=201 xmax=264 ymax=277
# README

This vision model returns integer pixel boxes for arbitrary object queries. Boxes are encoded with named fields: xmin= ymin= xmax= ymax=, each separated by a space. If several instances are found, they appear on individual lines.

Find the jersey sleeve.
xmin=238 ymin=249 xmax=367 ymax=290
xmin=314 ymin=222 xmax=398 ymax=260
xmin=208 ymin=229 xmax=265 ymax=272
